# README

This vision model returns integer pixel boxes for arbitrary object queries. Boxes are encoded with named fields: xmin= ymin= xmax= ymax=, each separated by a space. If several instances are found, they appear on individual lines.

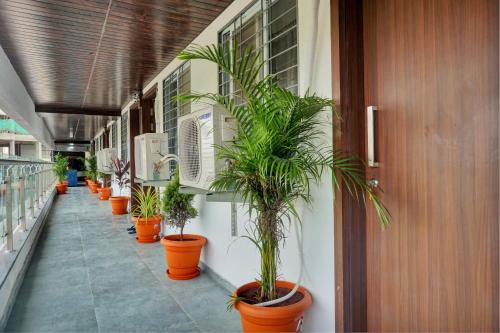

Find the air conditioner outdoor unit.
xmin=97 ymin=148 xmax=117 ymax=173
xmin=134 ymin=133 xmax=170 ymax=181
xmin=178 ymin=104 xmax=237 ymax=191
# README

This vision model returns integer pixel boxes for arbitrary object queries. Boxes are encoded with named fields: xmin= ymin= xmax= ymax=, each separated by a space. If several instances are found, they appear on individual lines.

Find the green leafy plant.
xmin=110 ymin=157 xmax=130 ymax=195
xmin=178 ymin=43 xmax=390 ymax=303
xmin=162 ymin=166 xmax=197 ymax=241
xmin=52 ymin=153 xmax=68 ymax=183
xmin=84 ymin=154 xmax=98 ymax=182
xmin=132 ymin=186 xmax=160 ymax=222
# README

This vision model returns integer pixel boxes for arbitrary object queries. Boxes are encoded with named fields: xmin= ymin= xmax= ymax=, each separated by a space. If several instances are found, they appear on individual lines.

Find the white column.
xmin=9 ymin=139 xmax=15 ymax=156
xmin=36 ymin=142 xmax=42 ymax=159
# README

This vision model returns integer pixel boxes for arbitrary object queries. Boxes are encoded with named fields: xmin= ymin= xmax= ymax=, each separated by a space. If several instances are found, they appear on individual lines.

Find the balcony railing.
xmin=0 ymin=157 xmax=54 ymax=252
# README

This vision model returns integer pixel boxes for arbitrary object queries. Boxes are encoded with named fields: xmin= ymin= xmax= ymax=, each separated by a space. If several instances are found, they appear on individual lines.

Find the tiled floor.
xmin=6 ymin=186 xmax=241 ymax=332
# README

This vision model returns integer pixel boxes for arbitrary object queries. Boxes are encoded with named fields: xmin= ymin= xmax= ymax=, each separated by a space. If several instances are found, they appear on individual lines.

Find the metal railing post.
xmin=36 ymin=165 xmax=42 ymax=208
xmin=42 ymin=168 xmax=46 ymax=196
xmin=5 ymin=167 xmax=13 ymax=252
xmin=29 ymin=165 xmax=35 ymax=219
xmin=19 ymin=166 xmax=26 ymax=232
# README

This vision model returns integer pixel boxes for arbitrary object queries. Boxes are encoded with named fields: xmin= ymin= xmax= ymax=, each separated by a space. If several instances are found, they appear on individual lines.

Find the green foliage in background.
xmin=84 ymin=154 xmax=98 ymax=182
xmin=52 ymin=153 xmax=68 ymax=183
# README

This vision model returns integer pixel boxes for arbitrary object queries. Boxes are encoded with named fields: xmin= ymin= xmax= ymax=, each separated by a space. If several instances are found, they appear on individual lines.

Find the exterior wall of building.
xmin=19 ymin=143 xmax=35 ymax=159
xmin=115 ymin=1 xmax=335 ymax=330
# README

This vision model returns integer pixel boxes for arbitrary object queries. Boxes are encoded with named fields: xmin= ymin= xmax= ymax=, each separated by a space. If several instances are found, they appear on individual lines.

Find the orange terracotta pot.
xmin=109 ymin=196 xmax=129 ymax=215
xmin=55 ymin=182 xmax=67 ymax=194
xmin=97 ymin=187 xmax=112 ymax=200
xmin=234 ymin=281 xmax=313 ymax=332
xmin=89 ymin=182 xmax=100 ymax=193
xmin=87 ymin=180 xmax=94 ymax=191
xmin=135 ymin=216 xmax=162 ymax=243
xmin=161 ymin=234 xmax=206 ymax=280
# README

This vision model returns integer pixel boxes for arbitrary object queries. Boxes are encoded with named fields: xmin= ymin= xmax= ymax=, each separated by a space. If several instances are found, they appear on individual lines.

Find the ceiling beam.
xmin=36 ymin=105 xmax=121 ymax=117
xmin=54 ymin=140 xmax=90 ymax=145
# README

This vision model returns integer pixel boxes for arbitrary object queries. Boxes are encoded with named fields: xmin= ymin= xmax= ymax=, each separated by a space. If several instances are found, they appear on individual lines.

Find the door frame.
xmin=331 ymin=0 xmax=367 ymax=331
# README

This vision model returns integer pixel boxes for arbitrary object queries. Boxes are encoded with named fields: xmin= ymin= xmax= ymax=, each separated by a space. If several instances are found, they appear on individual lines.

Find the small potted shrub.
xmin=97 ymin=174 xmax=112 ymax=200
xmin=132 ymin=186 xmax=162 ymax=243
xmin=160 ymin=167 xmax=205 ymax=280
xmin=53 ymin=153 xmax=68 ymax=194
xmin=85 ymin=155 xmax=100 ymax=193
xmin=179 ymin=45 xmax=390 ymax=332
xmin=109 ymin=157 xmax=130 ymax=215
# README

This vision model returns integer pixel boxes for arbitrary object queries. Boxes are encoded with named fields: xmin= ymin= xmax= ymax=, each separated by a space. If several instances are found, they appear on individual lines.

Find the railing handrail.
xmin=0 ymin=156 xmax=53 ymax=164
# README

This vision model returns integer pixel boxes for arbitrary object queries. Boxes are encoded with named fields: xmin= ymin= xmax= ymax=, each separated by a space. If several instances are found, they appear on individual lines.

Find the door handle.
xmin=367 ymin=106 xmax=379 ymax=167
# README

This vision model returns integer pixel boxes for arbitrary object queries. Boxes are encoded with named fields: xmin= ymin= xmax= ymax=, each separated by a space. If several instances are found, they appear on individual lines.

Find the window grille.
xmin=163 ymin=62 xmax=191 ymax=174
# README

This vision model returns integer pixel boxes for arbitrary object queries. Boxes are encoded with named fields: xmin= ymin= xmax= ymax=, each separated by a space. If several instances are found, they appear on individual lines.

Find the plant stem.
xmin=259 ymin=214 xmax=278 ymax=301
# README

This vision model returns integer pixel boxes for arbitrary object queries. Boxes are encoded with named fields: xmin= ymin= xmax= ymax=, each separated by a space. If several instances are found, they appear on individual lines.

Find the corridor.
xmin=5 ymin=186 xmax=241 ymax=332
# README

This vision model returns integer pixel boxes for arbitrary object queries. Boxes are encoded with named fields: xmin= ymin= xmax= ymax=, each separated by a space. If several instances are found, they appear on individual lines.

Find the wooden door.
xmin=363 ymin=0 xmax=499 ymax=331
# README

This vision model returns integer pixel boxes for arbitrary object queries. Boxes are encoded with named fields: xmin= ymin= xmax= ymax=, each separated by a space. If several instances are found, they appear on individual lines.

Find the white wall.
xmin=0 ymin=46 xmax=53 ymax=148
xmin=20 ymin=143 xmax=36 ymax=158
xmin=119 ymin=1 xmax=334 ymax=331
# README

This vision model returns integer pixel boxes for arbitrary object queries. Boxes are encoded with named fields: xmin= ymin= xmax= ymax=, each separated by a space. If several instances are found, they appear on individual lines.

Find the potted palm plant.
xmin=160 ymin=166 xmax=204 ymax=280
xmin=85 ymin=155 xmax=100 ymax=193
xmin=53 ymin=153 xmax=68 ymax=194
xmin=178 ymin=44 xmax=390 ymax=331
xmin=109 ymin=157 xmax=130 ymax=215
xmin=132 ymin=186 xmax=162 ymax=243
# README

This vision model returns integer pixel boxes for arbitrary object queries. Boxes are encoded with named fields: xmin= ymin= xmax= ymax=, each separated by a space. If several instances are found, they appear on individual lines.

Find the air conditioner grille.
xmin=179 ymin=118 xmax=200 ymax=182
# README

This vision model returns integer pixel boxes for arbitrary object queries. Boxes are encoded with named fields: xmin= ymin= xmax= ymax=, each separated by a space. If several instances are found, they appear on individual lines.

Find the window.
xmin=121 ymin=112 xmax=128 ymax=161
xmin=218 ymin=0 xmax=298 ymax=100
xmin=163 ymin=61 xmax=191 ymax=173
xmin=111 ymin=122 xmax=117 ymax=148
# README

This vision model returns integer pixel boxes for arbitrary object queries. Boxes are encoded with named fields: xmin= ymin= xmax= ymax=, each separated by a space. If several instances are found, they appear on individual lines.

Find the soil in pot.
xmin=161 ymin=234 xmax=207 ymax=280
xmin=97 ymin=187 xmax=112 ymax=200
xmin=234 ymin=281 xmax=312 ymax=332
xmin=55 ymin=183 xmax=67 ymax=194
xmin=109 ymin=196 xmax=129 ymax=215
xmin=238 ymin=286 xmax=304 ymax=307
xmin=135 ymin=216 xmax=162 ymax=243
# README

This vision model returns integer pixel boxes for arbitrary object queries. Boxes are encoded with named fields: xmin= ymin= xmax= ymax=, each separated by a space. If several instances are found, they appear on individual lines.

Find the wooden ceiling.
xmin=0 ymin=0 xmax=233 ymax=140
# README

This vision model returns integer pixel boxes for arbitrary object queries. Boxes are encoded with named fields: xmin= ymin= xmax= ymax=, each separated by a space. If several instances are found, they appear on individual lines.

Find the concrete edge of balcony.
xmin=0 ymin=188 xmax=56 ymax=330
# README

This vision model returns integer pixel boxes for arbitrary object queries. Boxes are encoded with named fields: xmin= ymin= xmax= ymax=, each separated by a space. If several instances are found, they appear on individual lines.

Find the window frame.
xmin=120 ymin=112 xmax=128 ymax=162
xmin=111 ymin=122 xmax=117 ymax=149
xmin=162 ymin=61 xmax=191 ymax=174
xmin=218 ymin=0 xmax=299 ymax=98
